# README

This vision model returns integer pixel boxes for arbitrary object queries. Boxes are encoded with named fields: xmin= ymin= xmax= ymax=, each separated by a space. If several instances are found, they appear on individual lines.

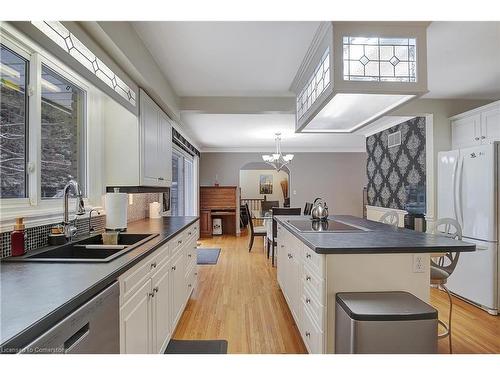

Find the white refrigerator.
xmin=437 ymin=142 xmax=499 ymax=315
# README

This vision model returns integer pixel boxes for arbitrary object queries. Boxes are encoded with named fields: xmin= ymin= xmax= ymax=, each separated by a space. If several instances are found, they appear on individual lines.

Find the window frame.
xmin=171 ymin=144 xmax=195 ymax=217
xmin=0 ymin=24 xmax=101 ymax=227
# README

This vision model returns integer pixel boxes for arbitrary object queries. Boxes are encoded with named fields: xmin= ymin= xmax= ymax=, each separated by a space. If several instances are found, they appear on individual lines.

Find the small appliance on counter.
xmin=311 ymin=197 xmax=329 ymax=221
xmin=160 ymin=189 xmax=170 ymax=216
xmin=105 ymin=189 xmax=128 ymax=231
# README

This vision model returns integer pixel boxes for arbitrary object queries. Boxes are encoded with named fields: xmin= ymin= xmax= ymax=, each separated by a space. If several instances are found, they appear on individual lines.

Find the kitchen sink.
xmin=6 ymin=233 xmax=158 ymax=263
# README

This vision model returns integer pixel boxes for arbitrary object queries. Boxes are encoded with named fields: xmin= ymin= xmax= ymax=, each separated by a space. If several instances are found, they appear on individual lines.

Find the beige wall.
xmin=239 ymin=169 xmax=289 ymax=205
xmin=200 ymin=152 xmax=367 ymax=217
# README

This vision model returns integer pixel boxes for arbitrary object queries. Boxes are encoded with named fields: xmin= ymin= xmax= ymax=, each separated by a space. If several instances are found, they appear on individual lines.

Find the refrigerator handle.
xmin=452 ymin=156 xmax=459 ymax=222
xmin=456 ymin=156 xmax=465 ymax=228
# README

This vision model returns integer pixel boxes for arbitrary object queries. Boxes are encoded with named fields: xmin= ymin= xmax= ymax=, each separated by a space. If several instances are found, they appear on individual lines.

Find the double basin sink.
xmin=6 ymin=233 xmax=158 ymax=263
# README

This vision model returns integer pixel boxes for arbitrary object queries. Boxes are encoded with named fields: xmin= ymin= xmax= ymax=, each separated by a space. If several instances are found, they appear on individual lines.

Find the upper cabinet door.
xmin=158 ymin=112 xmax=172 ymax=186
xmin=141 ymin=95 xmax=160 ymax=186
xmin=139 ymin=89 xmax=173 ymax=187
xmin=452 ymin=114 xmax=481 ymax=149
xmin=480 ymin=106 xmax=500 ymax=144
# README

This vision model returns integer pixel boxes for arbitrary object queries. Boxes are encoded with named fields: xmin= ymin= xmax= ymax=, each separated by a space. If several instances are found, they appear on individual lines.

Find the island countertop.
xmin=0 ymin=216 xmax=198 ymax=352
xmin=275 ymin=215 xmax=476 ymax=254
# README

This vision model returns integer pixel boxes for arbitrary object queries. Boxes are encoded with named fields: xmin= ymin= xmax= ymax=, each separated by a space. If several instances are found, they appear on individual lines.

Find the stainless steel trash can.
xmin=335 ymin=291 xmax=438 ymax=354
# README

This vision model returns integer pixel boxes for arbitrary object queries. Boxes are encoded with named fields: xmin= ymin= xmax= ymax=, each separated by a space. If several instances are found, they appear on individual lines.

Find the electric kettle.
xmin=311 ymin=197 xmax=329 ymax=221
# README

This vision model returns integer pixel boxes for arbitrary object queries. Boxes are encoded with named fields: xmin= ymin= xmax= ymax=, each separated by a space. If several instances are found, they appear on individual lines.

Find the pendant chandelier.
xmin=262 ymin=133 xmax=294 ymax=171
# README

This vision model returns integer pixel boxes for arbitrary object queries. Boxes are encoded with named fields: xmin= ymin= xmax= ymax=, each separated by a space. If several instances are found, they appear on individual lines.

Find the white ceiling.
xmin=133 ymin=21 xmax=320 ymax=97
xmin=180 ymin=112 xmax=365 ymax=152
xmin=133 ymin=21 xmax=500 ymax=151
xmin=425 ymin=21 xmax=500 ymax=99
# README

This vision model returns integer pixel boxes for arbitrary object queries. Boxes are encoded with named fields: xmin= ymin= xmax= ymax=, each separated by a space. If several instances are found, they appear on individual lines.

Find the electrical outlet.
xmin=413 ymin=254 xmax=426 ymax=273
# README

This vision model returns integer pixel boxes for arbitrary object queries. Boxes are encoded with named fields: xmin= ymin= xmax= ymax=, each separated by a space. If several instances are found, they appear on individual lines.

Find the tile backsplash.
xmin=127 ymin=193 xmax=161 ymax=222
xmin=1 ymin=215 xmax=105 ymax=259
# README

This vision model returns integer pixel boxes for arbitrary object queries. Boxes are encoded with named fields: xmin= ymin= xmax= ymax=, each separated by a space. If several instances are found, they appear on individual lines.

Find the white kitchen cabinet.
xmin=104 ymin=89 xmax=172 ymax=187
xmin=152 ymin=261 xmax=171 ymax=353
xmin=481 ymin=105 xmax=500 ymax=142
xmin=451 ymin=101 xmax=500 ymax=149
xmin=120 ymin=279 xmax=152 ymax=354
xmin=139 ymin=91 xmax=172 ymax=187
xmin=118 ymin=222 xmax=198 ymax=353
xmin=170 ymin=250 xmax=187 ymax=329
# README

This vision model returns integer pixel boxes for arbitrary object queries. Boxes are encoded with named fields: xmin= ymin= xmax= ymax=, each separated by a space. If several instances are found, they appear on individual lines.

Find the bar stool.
xmin=379 ymin=211 xmax=400 ymax=227
xmin=430 ymin=218 xmax=462 ymax=354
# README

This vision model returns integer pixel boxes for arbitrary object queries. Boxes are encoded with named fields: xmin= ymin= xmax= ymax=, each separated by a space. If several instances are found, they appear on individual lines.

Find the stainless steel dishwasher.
xmin=21 ymin=282 xmax=119 ymax=354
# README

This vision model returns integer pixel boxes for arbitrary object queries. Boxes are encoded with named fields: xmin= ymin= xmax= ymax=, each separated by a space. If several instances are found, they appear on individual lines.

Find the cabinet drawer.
xmin=301 ymin=307 xmax=323 ymax=354
xmin=119 ymin=255 xmax=155 ymax=305
xmin=186 ymin=223 xmax=199 ymax=240
xmin=302 ymin=244 xmax=324 ymax=278
xmin=171 ymin=232 xmax=187 ymax=255
xmin=302 ymin=283 xmax=325 ymax=330
xmin=149 ymin=243 xmax=170 ymax=277
xmin=302 ymin=263 xmax=325 ymax=305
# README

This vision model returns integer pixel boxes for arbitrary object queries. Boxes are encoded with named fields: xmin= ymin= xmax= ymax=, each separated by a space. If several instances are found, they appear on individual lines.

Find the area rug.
xmin=164 ymin=339 xmax=228 ymax=354
xmin=197 ymin=248 xmax=221 ymax=265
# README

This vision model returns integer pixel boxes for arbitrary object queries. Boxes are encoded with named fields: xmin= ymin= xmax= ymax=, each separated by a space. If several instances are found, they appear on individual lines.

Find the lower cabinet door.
xmin=152 ymin=261 xmax=171 ymax=353
xmin=120 ymin=279 xmax=152 ymax=354
xmin=170 ymin=252 xmax=187 ymax=329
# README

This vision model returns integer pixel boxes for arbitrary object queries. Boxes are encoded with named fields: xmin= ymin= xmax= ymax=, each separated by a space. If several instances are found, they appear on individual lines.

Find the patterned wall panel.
xmin=366 ymin=116 xmax=426 ymax=210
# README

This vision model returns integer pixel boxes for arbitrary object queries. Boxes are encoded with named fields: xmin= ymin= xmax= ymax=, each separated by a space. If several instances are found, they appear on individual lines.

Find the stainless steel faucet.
xmin=63 ymin=179 xmax=85 ymax=240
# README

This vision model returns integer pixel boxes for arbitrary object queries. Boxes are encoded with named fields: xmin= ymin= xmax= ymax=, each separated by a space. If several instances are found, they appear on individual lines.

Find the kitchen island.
xmin=274 ymin=215 xmax=475 ymax=354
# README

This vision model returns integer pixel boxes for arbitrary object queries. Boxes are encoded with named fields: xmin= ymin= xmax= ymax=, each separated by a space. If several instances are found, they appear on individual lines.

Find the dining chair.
xmin=261 ymin=200 xmax=279 ymax=212
xmin=379 ymin=211 xmax=400 ymax=227
xmin=245 ymin=203 xmax=267 ymax=252
xmin=429 ymin=217 xmax=462 ymax=354
xmin=270 ymin=207 xmax=302 ymax=266
xmin=303 ymin=202 xmax=313 ymax=215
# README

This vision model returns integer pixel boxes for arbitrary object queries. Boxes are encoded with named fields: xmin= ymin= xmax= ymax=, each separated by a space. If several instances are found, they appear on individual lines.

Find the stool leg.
xmin=442 ymin=284 xmax=453 ymax=354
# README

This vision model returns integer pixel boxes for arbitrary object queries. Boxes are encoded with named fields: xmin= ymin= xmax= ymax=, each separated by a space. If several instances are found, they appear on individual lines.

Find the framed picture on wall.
xmin=259 ymin=174 xmax=273 ymax=194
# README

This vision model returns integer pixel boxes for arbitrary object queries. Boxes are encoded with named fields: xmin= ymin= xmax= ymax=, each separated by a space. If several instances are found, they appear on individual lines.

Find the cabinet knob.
xmin=306 ymin=276 xmax=311 ymax=281
xmin=287 ymin=253 xmax=292 ymax=259
xmin=280 ymin=244 xmax=284 ymax=248
xmin=188 ymin=284 xmax=192 ymax=288
xmin=153 ymin=287 xmax=159 ymax=293
xmin=158 ymin=177 xmax=164 ymax=181
xmin=306 ymin=253 xmax=312 ymax=259
xmin=151 ymin=262 xmax=157 ymax=269
xmin=178 ymin=240 xmax=183 ymax=244
xmin=172 ymin=265 xmax=176 ymax=271
xmin=188 ymin=232 xmax=192 ymax=235
xmin=481 ymin=136 xmax=486 ymax=139
xmin=475 ymin=137 xmax=480 ymax=140
xmin=148 ymin=292 xmax=155 ymax=297
xmin=305 ymin=332 xmax=311 ymax=338
xmin=306 ymin=298 xmax=311 ymax=304
xmin=188 ymin=254 xmax=192 ymax=258
xmin=195 ymin=272 xmax=198 ymax=276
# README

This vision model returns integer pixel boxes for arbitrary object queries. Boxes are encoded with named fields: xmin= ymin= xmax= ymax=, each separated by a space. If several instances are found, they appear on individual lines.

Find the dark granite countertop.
xmin=275 ymin=215 xmax=476 ymax=254
xmin=0 ymin=216 xmax=198 ymax=352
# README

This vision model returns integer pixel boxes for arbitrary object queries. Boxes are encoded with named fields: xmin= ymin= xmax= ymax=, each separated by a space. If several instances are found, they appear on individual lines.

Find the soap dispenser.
xmin=11 ymin=217 xmax=26 ymax=256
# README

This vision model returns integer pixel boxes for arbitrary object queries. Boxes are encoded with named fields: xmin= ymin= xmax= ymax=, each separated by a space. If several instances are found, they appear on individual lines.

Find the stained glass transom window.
xmin=31 ymin=21 xmax=137 ymax=106
xmin=343 ymin=36 xmax=417 ymax=83
xmin=296 ymin=48 xmax=330 ymax=120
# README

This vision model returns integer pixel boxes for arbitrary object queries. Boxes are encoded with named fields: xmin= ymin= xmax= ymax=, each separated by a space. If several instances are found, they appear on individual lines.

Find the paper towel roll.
xmin=105 ymin=193 xmax=128 ymax=230
xmin=149 ymin=202 xmax=161 ymax=219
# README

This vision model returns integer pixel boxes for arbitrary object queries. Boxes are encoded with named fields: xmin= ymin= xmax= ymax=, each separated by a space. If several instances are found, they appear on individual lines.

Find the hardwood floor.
xmin=172 ymin=232 xmax=307 ymax=353
xmin=173 ymin=232 xmax=499 ymax=354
